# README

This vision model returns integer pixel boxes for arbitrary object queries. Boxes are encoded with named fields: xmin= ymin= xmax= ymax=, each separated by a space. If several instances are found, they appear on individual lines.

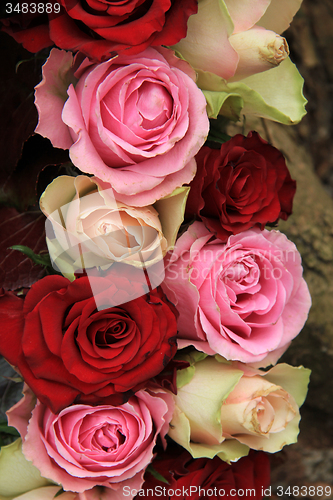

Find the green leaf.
xmin=15 ymin=55 xmax=47 ymax=73
xmin=2 ymin=376 xmax=23 ymax=383
xmin=9 ymin=245 xmax=52 ymax=268
xmin=0 ymin=209 xmax=48 ymax=290
xmin=146 ymin=465 xmax=169 ymax=484
xmin=0 ymin=423 xmax=20 ymax=436
xmin=207 ymin=116 xmax=233 ymax=144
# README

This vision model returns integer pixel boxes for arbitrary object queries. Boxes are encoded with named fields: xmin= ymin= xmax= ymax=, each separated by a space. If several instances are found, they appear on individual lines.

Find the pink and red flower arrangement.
xmin=0 ymin=1 xmax=311 ymax=499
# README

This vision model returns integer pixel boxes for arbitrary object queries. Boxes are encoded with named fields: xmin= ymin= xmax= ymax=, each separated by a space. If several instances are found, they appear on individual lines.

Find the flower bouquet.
xmin=0 ymin=1 xmax=313 ymax=499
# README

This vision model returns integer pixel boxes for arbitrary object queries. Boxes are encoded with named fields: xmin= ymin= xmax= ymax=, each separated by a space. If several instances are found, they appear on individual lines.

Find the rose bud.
xmin=229 ymin=27 xmax=289 ymax=81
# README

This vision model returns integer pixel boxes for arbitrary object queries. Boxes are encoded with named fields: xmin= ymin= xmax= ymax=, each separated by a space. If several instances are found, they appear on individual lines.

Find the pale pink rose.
xmin=163 ymin=222 xmax=311 ymax=365
xmin=39 ymin=175 xmax=189 ymax=279
xmin=34 ymin=48 xmax=209 ymax=206
xmin=8 ymin=388 xmax=174 ymax=496
xmin=168 ymin=354 xmax=311 ymax=460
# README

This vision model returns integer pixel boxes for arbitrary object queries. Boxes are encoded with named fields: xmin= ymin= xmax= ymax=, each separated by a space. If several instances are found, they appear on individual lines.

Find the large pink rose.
xmin=34 ymin=47 xmax=209 ymax=206
xmin=163 ymin=222 xmax=311 ymax=365
xmin=8 ymin=387 xmax=174 ymax=497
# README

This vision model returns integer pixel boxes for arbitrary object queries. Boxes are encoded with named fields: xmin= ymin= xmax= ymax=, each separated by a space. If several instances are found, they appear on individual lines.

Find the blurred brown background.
xmin=264 ymin=0 xmax=333 ymax=495
xmin=287 ymin=0 xmax=333 ymax=194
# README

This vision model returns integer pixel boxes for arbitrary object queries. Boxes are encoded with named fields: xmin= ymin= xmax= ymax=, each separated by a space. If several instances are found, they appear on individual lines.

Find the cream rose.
xmin=168 ymin=353 xmax=310 ymax=462
xmin=40 ymin=175 xmax=189 ymax=279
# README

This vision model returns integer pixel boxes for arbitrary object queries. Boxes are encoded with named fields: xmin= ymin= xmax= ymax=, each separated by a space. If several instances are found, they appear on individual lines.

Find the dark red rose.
xmin=140 ymin=448 xmax=271 ymax=500
xmin=186 ymin=132 xmax=296 ymax=241
xmin=0 ymin=272 xmax=178 ymax=413
xmin=1 ymin=0 xmax=198 ymax=61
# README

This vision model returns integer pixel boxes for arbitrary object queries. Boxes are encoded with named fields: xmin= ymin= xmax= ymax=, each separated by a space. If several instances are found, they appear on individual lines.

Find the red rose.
xmin=0 ymin=272 xmax=178 ymax=413
xmin=186 ymin=132 xmax=296 ymax=241
xmin=140 ymin=448 xmax=270 ymax=499
xmin=1 ymin=0 xmax=198 ymax=61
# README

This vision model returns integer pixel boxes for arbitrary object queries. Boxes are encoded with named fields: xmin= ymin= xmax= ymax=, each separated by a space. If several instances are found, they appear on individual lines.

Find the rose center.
xmin=93 ymin=425 xmax=126 ymax=452
xmin=254 ymin=398 xmax=274 ymax=434
xmin=223 ymin=256 xmax=259 ymax=295
xmin=83 ymin=209 xmax=141 ymax=249
xmin=99 ymin=222 xmax=113 ymax=235
xmin=95 ymin=319 xmax=128 ymax=346
xmin=228 ymin=167 xmax=252 ymax=204
xmin=137 ymin=81 xmax=173 ymax=129
xmin=225 ymin=262 xmax=249 ymax=281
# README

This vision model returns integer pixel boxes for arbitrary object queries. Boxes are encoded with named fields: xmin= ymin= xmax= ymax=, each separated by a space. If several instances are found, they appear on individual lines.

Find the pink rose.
xmin=163 ymin=222 xmax=311 ymax=365
xmin=34 ymin=48 xmax=209 ymax=206
xmin=8 ymin=387 xmax=174 ymax=496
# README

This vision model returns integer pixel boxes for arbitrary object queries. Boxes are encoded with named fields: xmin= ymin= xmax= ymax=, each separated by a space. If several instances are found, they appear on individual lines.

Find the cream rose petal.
xmin=0 ymin=439 xmax=54 ymax=499
xmin=223 ymin=0 xmax=271 ymax=33
xmin=13 ymin=487 xmax=76 ymax=500
xmin=170 ymin=358 xmax=243 ymax=446
xmin=40 ymin=175 xmax=187 ymax=282
xmin=172 ymin=0 xmax=239 ymax=79
xmin=264 ymin=364 xmax=311 ymax=407
xmin=153 ymin=186 xmax=190 ymax=250
xmin=258 ymin=0 xmax=303 ymax=34
xmin=236 ymin=57 xmax=307 ymax=123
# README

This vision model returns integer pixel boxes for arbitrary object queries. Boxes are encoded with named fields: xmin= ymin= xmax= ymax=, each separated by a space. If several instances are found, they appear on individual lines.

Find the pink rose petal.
xmin=35 ymin=49 xmax=76 ymax=149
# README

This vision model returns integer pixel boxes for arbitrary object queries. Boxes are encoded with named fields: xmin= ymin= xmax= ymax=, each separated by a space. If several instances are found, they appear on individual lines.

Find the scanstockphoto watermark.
xmin=123 ymin=486 xmax=269 ymax=497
